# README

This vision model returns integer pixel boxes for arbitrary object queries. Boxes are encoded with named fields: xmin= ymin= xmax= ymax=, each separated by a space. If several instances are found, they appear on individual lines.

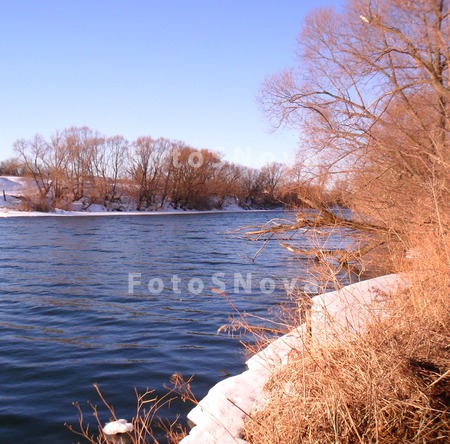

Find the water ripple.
xmin=0 ymin=211 xmax=353 ymax=443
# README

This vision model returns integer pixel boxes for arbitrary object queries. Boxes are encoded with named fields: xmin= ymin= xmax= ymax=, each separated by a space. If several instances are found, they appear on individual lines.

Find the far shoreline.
xmin=0 ymin=207 xmax=288 ymax=218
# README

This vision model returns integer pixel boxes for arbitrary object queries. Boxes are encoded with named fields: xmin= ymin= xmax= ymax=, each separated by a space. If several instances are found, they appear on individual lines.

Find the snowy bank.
xmin=0 ymin=207 xmax=281 ymax=218
xmin=0 ymin=175 xmax=283 ymax=217
xmin=180 ymin=274 xmax=408 ymax=444
xmin=0 ymin=176 xmax=36 ymax=213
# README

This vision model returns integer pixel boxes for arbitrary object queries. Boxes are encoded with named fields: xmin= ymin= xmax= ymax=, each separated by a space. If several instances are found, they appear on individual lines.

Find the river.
xmin=0 ymin=211 xmax=354 ymax=443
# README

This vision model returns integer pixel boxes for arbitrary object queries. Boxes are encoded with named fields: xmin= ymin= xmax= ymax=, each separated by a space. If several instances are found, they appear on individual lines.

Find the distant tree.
xmin=14 ymin=134 xmax=53 ymax=198
xmin=0 ymin=157 xmax=24 ymax=176
xmin=235 ymin=166 xmax=266 ymax=205
xmin=61 ymin=126 xmax=103 ymax=201
xmin=259 ymin=162 xmax=286 ymax=203
xmin=91 ymin=135 xmax=128 ymax=205
xmin=129 ymin=137 xmax=167 ymax=210
xmin=169 ymin=146 xmax=221 ymax=209
xmin=213 ymin=161 xmax=243 ymax=207
xmin=11 ymin=127 xmax=306 ymax=211
xmin=46 ymin=129 xmax=71 ymax=202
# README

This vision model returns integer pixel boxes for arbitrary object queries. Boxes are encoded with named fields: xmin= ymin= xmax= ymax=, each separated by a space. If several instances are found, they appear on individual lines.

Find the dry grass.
xmin=66 ymin=374 xmax=195 ymax=444
xmin=244 ymin=225 xmax=450 ymax=443
xmin=18 ymin=195 xmax=53 ymax=212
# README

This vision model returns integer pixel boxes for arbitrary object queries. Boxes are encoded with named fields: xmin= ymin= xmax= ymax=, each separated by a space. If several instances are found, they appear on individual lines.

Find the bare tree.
xmin=236 ymin=166 xmax=266 ymax=205
xmin=100 ymin=135 xmax=128 ymax=205
xmin=168 ymin=145 xmax=221 ymax=209
xmin=14 ymin=134 xmax=53 ymax=198
xmin=213 ymin=161 xmax=243 ymax=207
xmin=260 ymin=162 xmax=286 ymax=203
xmin=61 ymin=127 xmax=103 ymax=201
xmin=129 ymin=137 xmax=167 ymax=210
xmin=261 ymin=0 xmax=450 ymax=227
xmin=46 ymin=130 xmax=71 ymax=202
xmin=0 ymin=157 xmax=23 ymax=176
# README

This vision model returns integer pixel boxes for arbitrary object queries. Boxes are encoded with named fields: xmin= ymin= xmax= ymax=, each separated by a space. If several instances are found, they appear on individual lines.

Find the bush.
xmin=19 ymin=196 xmax=53 ymax=213
xmin=0 ymin=157 xmax=23 ymax=176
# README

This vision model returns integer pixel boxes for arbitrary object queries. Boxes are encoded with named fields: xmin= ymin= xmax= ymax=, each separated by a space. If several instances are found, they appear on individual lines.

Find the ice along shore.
xmin=180 ymin=274 xmax=407 ymax=444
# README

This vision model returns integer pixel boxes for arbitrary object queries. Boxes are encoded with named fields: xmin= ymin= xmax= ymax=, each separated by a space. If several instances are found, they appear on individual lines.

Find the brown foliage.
xmin=260 ymin=0 xmax=450 ymax=231
xmin=11 ymin=127 xmax=313 ymax=211
xmin=244 ymin=223 xmax=450 ymax=443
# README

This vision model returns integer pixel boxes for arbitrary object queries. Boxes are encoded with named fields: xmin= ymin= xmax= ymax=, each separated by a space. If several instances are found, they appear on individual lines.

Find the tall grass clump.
xmin=66 ymin=374 xmax=195 ymax=444
xmin=244 ymin=219 xmax=450 ymax=443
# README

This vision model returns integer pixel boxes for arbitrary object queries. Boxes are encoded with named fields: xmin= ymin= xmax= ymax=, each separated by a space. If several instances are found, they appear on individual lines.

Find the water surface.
xmin=0 ymin=211 xmax=353 ymax=443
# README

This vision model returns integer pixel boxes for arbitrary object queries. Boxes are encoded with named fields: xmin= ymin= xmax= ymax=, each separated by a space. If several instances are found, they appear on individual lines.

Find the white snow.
xmin=102 ymin=418 xmax=133 ymax=435
xmin=310 ymin=273 xmax=403 ymax=343
xmin=0 ymin=176 xmax=36 ymax=194
xmin=0 ymin=208 xmax=271 ymax=218
xmin=218 ymin=197 xmax=244 ymax=212
xmin=180 ymin=274 xmax=408 ymax=444
xmin=245 ymin=324 xmax=309 ymax=373
xmin=0 ymin=176 xmax=37 ymax=213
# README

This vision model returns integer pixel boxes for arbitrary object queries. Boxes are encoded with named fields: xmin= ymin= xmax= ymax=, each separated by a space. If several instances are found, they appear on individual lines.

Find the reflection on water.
xmin=0 ymin=212 xmax=354 ymax=443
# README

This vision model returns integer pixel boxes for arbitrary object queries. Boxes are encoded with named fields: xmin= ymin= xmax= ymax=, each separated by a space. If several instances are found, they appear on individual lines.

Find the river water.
xmin=0 ymin=211 xmax=354 ymax=443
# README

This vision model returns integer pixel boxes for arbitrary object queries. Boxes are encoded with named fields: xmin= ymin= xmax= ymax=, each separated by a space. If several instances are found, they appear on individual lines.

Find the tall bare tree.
xmin=261 ymin=0 xmax=450 ymax=227
xmin=260 ymin=162 xmax=286 ymax=203
xmin=169 ymin=146 xmax=221 ymax=209
xmin=61 ymin=127 xmax=103 ymax=201
xmin=14 ymin=134 xmax=53 ymax=198
xmin=129 ymin=137 xmax=167 ymax=210
xmin=102 ymin=135 xmax=128 ymax=204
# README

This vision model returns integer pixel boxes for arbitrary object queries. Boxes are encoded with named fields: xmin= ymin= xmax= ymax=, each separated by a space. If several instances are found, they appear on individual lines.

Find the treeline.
xmin=0 ymin=126 xmax=342 ymax=212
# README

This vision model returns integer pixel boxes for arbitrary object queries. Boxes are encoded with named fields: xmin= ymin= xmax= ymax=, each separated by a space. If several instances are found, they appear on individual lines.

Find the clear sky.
xmin=0 ymin=0 xmax=341 ymax=168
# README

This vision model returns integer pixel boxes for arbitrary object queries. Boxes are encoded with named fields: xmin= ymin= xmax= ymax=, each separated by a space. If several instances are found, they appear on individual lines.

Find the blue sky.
xmin=0 ymin=0 xmax=341 ymax=167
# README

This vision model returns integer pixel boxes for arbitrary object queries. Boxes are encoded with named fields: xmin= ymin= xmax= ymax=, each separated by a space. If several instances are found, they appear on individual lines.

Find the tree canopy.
xmin=261 ymin=0 xmax=450 ymax=229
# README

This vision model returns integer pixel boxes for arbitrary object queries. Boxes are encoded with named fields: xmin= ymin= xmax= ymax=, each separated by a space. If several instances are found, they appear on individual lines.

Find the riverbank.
xmin=0 ymin=175 xmax=285 ymax=218
xmin=0 ymin=207 xmax=283 ymax=218
xmin=0 ymin=176 xmax=283 ymax=218
xmin=179 ymin=274 xmax=408 ymax=443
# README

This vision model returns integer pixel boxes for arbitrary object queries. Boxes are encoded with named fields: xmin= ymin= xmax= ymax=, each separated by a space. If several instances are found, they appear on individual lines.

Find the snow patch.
xmin=0 ymin=176 xmax=284 ymax=217
xmin=102 ymin=419 xmax=133 ymax=435
xmin=0 ymin=176 xmax=36 ymax=194
xmin=180 ymin=274 xmax=408 ymax=444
